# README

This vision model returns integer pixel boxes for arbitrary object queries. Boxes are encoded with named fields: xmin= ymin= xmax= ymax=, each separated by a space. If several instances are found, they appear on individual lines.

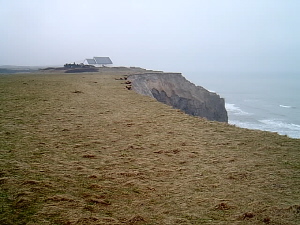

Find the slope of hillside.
xmin=0 ymin=70 xmax=299 ymax=225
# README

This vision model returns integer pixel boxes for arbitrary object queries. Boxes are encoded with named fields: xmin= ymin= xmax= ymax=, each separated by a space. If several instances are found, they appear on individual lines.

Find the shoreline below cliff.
xmin=186 ymin=71 xmax=300 ymax=139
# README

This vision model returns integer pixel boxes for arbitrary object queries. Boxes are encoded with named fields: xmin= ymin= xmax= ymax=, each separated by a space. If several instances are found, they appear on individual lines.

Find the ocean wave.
xmin=207 ymin=89 xmax=216 ymax=93
xmin=279 ymin=104 xmax=293 ymax=109
xmin=229 ymin=119 xmax=300 ymax=139
xmin=259 ymin=119 xmax=300 ymax=130
xmin=225 ymin=103 xmax=251 ymax=116
xmin=228 ymin=120 xmax=257 ymax=130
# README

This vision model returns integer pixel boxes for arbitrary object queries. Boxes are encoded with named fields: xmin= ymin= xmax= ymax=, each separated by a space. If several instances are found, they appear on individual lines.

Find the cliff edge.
xmin=128 ymin=73 xmax=228 ymax=122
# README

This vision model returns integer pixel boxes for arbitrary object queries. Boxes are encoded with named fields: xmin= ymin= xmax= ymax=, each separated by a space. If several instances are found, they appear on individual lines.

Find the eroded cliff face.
xmin=128 ymin=73 xmax=228 ymax=122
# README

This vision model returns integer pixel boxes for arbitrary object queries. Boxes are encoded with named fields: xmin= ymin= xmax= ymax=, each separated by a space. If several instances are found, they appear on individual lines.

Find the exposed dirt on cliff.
xmin=0 ymin=70 xmax=300 ymax=224
xmin=128 ymin=73 xmax=228 ymax=122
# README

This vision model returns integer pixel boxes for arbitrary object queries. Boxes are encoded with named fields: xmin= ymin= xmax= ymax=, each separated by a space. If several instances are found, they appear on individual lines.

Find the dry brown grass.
xmin=1 ymin=70 xmax=300 ymax=224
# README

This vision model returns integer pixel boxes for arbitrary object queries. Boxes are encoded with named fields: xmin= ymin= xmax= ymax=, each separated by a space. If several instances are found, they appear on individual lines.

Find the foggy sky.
xmin=1 ymin=0 xmax=300 ymax=74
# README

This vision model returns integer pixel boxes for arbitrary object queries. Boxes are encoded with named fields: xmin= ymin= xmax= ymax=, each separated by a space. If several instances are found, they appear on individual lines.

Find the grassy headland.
xmin=0 ymin=69 xmax=299 ymax=224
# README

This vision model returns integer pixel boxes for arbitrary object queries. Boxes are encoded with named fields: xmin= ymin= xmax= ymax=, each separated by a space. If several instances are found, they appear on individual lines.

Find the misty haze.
xmin=1 ymin=0 xmax=299 ymax=137
xmin=1 ymin=1 xmax=300 ymax=224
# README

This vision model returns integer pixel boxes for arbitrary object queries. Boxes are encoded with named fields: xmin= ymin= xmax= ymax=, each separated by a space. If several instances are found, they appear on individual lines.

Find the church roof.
xmin=86 ymin=59 xmax=96 ymax=64
xmin=93 ymin=57 xmax=113 ymax=64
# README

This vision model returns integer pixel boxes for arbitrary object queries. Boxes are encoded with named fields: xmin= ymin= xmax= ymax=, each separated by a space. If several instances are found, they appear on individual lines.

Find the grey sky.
xmin=1 ymin=0 xmax=299 ymax=74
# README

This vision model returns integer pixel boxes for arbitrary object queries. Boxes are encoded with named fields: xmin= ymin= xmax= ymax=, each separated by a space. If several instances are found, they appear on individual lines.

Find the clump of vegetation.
xmin=1 ymin=70 xmax=299 ymax=224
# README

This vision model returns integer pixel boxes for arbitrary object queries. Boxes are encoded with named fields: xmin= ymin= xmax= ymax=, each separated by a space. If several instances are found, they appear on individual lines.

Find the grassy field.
xmin=0 ymin=70 xmax=299 ymax=225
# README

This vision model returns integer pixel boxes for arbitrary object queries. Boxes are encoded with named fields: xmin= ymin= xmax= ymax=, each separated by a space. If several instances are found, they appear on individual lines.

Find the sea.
xmin=187 ymin=72 xmax=300 ymax=139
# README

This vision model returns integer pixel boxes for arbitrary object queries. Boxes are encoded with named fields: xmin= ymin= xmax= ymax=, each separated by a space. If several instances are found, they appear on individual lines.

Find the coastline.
xmin=0 ymin=69 xmax=299 ymax=224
